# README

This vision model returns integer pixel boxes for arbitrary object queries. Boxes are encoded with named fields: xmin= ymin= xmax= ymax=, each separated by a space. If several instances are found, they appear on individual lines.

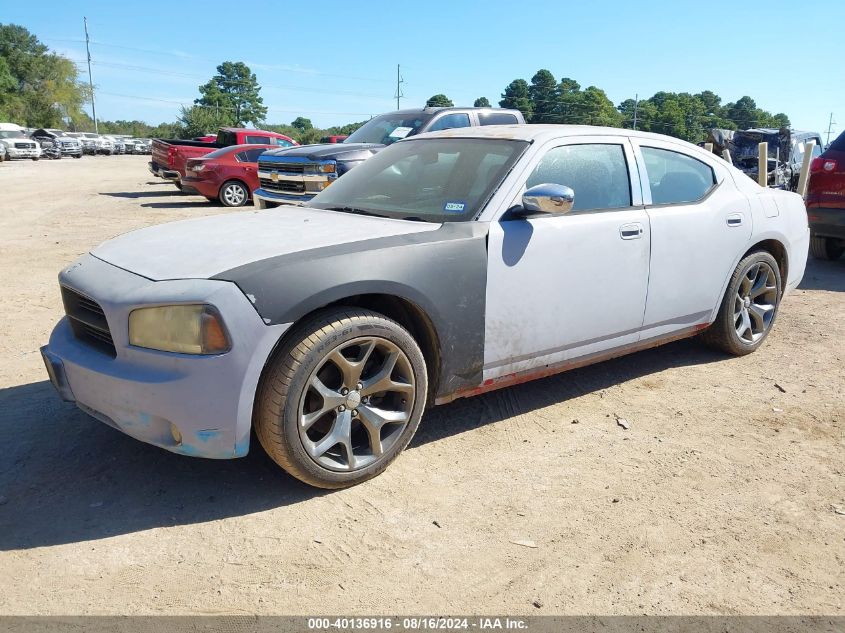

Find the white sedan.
xmin=41 ymin=125 xmax=809 ymax=488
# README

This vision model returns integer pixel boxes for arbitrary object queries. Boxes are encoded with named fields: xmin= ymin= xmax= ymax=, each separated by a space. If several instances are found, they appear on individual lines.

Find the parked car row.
xmin=0 ymin=122 xmax=152 ymax=162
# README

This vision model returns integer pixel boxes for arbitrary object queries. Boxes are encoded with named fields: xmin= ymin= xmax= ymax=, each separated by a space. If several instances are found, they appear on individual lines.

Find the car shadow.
xmin=140 ymin=201 xmax=214 ymax=209
xmin=99 ymin=191 xmax=183 ymax=199
xmin=0 ymin=337 xmax=725 ymax=551
xmin=798 ymin=256 xmax=845 ymax=292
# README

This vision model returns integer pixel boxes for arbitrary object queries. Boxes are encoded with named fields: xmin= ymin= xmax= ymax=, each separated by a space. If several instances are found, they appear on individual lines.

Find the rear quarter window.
xmin=641 ymin=146 xmax=716 ymax=205
xmin=478 ymin=112 xmax=519 ymax=126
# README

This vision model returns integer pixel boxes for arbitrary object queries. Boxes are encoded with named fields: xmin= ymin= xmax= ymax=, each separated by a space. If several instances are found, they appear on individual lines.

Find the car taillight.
xmin=810 ymin=157 xmax=838 ymax=173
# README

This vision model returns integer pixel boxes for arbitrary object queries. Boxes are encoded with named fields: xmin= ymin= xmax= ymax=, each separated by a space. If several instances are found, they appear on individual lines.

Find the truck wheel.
xmin=219 ymin=180 xmax=249 ymax=207
xmin=255 ymin=308 xmax=428 ymax=489
xmin=32 ymin=157 xmax=40 ymax=161
xmin=73 ymin=154 xmax=81 ymax=159
xmin=809 ymin=235 xmax=844 ymax=261
xmin=701 ymin=250 xmax=782 ymax=356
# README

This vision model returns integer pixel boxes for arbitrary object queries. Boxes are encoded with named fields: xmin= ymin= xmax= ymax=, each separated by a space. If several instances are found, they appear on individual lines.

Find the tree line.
xmin=2 ymin=23 xmax=792 ymax=146
xmin=428 ymin=69 xmax=790 ymax=143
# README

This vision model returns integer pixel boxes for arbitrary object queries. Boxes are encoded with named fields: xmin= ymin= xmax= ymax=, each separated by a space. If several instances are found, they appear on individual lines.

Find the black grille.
xmin=61 ymin=286 xmax=116 ymax=357
xmin=258 ymin=161 xmax=306 ymax=174
xmin=258 ymin=178 xmax=305 ymax=193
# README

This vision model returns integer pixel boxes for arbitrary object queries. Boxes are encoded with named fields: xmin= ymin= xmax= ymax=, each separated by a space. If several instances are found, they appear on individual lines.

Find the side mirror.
xmin=520 ymin=183 xmax=575 ymax=215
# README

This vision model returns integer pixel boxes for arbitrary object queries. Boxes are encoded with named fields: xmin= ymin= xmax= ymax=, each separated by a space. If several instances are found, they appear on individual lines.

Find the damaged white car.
xmin=42 ymin=125 xmax=809 ymax=488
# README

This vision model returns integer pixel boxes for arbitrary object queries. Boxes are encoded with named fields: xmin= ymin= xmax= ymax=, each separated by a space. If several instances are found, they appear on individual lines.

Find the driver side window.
xmin=525 ymin=144 xmax=632 ymax=213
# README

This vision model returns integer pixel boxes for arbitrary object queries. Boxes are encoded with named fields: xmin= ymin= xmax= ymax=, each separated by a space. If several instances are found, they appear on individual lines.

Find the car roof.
xmin=412 ymin=124 xmax=704 ymax=148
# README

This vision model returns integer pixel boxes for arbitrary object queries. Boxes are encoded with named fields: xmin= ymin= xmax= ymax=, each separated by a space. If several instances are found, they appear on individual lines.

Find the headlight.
xmin=128 ymin=304 xmax=230 ymax=354
xmin=315 ymin=162 xmax=336 ymax=173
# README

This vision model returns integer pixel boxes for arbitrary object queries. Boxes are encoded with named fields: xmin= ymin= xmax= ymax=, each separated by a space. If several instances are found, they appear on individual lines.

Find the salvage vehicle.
xmin=806 ymin=129 xmax=845 ymax=260
xmin=31 ymin=129 xmax=82 ymax=158
xmin=728 ymin=128 xmax=823 ymax=190
xmin=41 ymin=125 xmax=809 ymax=488
xmin=150 ymin=128 xmax=296 ymax=189
xmin=254 ymin=107 xmax=524 ymax=207
xmin=0 ymin=123 xmax=41 ymax=160
xmin=181 ymin=144 xmax=276 ymax=207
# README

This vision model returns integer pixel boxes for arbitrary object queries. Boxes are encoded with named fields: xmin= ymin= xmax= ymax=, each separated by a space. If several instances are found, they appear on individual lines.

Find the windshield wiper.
xmin=323 ymin=206 xmax=387 ymax=218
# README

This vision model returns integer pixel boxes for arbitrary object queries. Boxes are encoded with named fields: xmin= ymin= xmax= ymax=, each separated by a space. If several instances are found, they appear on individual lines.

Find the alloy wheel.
xmin=223 ymin=184 xmax=246 ymax=206
xmin=733 ymin=261 xmax=778 ymax=344
xmin=298 ymin=337 xmax=415 ymax=472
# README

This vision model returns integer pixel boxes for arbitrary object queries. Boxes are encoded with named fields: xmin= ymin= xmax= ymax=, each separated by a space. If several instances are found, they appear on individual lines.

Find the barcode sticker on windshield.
xmin=444 ymin=201 xmax=465 ymax=213
xmin=389 ymin=127 xmax=413 ymax=138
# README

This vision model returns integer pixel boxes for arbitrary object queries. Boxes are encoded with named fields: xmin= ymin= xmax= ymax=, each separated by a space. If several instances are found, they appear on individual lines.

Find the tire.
xmin=32 ymin=157 xmax=40 ymax=161
xmin=701 ymin=250 xmax=782 ymax=356
xmin=255 ymin=308 xmax=428 ymax=489
xmin=809 ymin=235 xmax=844 ymax=261
xmin=73 ymin=154 xmax=81 ymax=159
xmin=219 ymin=180 xmax=250 ymax=207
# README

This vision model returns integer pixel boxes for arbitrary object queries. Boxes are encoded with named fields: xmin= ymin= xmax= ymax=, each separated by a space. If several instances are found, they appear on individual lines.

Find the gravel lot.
xmin=0 ymin=156 xmax=842 ymax=615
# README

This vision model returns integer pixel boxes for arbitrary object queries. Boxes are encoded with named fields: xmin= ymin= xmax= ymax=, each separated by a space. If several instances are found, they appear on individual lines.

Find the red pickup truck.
xmin=149 ymin=127 xmax=297 ymax=190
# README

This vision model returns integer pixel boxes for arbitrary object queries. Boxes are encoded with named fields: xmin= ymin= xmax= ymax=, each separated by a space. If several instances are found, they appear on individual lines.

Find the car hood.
xmin=91 ymin=206 xmax=440 ymax=281
xmin=260 ymin=142 xmax=383 ymax=161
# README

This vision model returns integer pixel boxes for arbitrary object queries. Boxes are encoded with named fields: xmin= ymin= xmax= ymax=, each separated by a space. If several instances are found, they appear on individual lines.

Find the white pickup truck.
xmin=42 ymin=125 xmax=808 ymax=488
xmin=0 ymin=123 xmax=41 ymax=161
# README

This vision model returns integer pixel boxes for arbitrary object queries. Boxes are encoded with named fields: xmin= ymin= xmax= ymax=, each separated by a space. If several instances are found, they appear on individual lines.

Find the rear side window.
xmin=525 ymin=144 xmax=632 ymax=212
xmin=245 ymin=135 xmax=271 ymax=144
xmin=273 ymin=137 xmax=293 ymax=147
xmin=427 ymin=113 xmax=471 ymax=133
xmin=641 ymin=146 xmax=716 ymax=205
xmin=478 ymin=112 xmax=519 ymax=126
xmin=240 ymin=148 xmax=267 ymax=162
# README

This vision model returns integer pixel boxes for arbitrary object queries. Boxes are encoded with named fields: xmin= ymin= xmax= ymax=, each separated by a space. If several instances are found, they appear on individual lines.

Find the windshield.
xmin=343 ymin=112 xmax=433 ymax=145
xmin=310 ymin=138 xmax=529 ymax=223
xmin=0 ymin=131 xmax=23 ymax=138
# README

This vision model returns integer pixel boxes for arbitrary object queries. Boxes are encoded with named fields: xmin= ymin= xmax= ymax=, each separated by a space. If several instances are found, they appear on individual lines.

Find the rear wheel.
xmin=702 ymin=251 xmax=782 ymax=356
xmin=219 ymin=180 xmax=249 ymax=207
xmin=810 ymin=235 xmax=845 ymax=261
xmin=255 ymin=308 xmax=428 ymax=489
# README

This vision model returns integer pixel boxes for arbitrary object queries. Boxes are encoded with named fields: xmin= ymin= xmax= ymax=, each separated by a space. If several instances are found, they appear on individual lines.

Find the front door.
xmin=483 ymin=138 xmax=651 ymax=380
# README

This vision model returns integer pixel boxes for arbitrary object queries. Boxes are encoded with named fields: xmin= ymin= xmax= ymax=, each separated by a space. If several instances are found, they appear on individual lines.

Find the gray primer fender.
xmin=213 ymin=222 xmax=489 ymax=398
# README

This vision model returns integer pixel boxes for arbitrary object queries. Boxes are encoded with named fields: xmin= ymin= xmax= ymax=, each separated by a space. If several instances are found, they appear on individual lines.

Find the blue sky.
xmin=4 ymin=0 xmax=842 ymax=138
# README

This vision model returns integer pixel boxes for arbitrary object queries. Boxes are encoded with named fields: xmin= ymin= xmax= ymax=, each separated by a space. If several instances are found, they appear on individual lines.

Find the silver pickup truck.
xmin=253 ymin=106 xmax=525 ymax=207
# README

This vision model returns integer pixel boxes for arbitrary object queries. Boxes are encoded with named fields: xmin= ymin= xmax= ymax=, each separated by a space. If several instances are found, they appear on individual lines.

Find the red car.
xmin=181 ymin=144 xmax=276 ymax=207
xmin=806 ymin=131 xmax=845 ymax=260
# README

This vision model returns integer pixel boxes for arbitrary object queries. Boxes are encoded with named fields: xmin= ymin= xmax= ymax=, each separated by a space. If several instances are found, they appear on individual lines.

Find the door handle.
xmin=726 ymin=213 xmax=743 ymax=227
xmin=619 ymin=223 xmax=644 ymax=240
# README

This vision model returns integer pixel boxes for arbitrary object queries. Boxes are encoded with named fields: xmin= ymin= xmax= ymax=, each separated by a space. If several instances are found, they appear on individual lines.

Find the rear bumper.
xmin=807 ymin=207 xmax=845 ymax=239
xmin=181 ymin=176 xmax=218 ymax=198
xmin=148 ymin=161 xmax=180 ymax=181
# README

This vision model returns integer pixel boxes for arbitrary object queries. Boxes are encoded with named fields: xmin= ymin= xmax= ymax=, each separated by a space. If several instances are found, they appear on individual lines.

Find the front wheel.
xmin=810 ymin=235 xmax=844 ymax=261
xmin=701 ymin=251 xmax=782 ymax=356
xmin=72 ymin=154 xmax=81 ymax=159
xmin=219 ymin=180 xmax=249 ymax=207
xmin=32 ymin=157 xmax=40 ymax=161
xmin=255 ymin=309 xmax=428 ymax=489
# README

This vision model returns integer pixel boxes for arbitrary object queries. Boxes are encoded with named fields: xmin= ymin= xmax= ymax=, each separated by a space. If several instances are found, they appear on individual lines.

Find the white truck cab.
xmin=0 ymin=123 xmax=41 ymax=161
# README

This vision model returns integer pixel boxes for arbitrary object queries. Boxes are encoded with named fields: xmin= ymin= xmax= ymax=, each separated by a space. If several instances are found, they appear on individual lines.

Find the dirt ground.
xmin=0 ymin=156 xmax=842 ymax=616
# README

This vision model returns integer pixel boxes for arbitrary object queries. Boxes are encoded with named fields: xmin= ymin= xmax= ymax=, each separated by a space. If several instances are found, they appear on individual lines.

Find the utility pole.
xmin=632 ymin=93 xmax=639 ymax=131
xmin=84 ymin=17 xmax=98 ymax=133
xmin=826 ymin=112 xmax=836 ymax=147
xmin=394 ymin=64 xmax=404 ymax=110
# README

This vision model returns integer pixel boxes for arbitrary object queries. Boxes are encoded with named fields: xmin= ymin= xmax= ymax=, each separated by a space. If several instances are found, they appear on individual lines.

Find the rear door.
xmin=632 ymin=139 xmax=752 ymax=339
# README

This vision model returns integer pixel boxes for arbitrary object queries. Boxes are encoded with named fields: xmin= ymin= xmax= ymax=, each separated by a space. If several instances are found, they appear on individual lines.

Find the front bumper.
xmin=60 ymin=146 xmax=83 ymax=157
xmin=41 ymin=254 xmax=290 ymax=459
xmin=253 ymin=187 xmax=313 ymax=208
xmin=807 ymin=207 xmax=845 ymax=239
xmin=5 ymin=147 xmax=41 ymax=159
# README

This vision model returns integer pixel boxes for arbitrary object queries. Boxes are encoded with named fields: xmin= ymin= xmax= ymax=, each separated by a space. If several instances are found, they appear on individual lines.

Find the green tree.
xmin=578 ymin=86 xmax=623 ymax=127
xmin=723 ymin=96 xmax=759 ymax=130
xmin=195 ymin=61 xmax=267 ymax=126
xmin=528 ymin=69 xmax=558 ymax=123
xmin=0 ymin=23 xmax=89 ymax=127
xmin=499 ymin=79 xmax=533 ymax=121
xmin=177 ymin=104 xmax=231 ymax=138
xmin=291 ymin=116 xmax=313 ymax=131
xmin=473 ymin=97 xmax=491 ymax=107
xmin=425 ymin=94 xmax=453 ymax=108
